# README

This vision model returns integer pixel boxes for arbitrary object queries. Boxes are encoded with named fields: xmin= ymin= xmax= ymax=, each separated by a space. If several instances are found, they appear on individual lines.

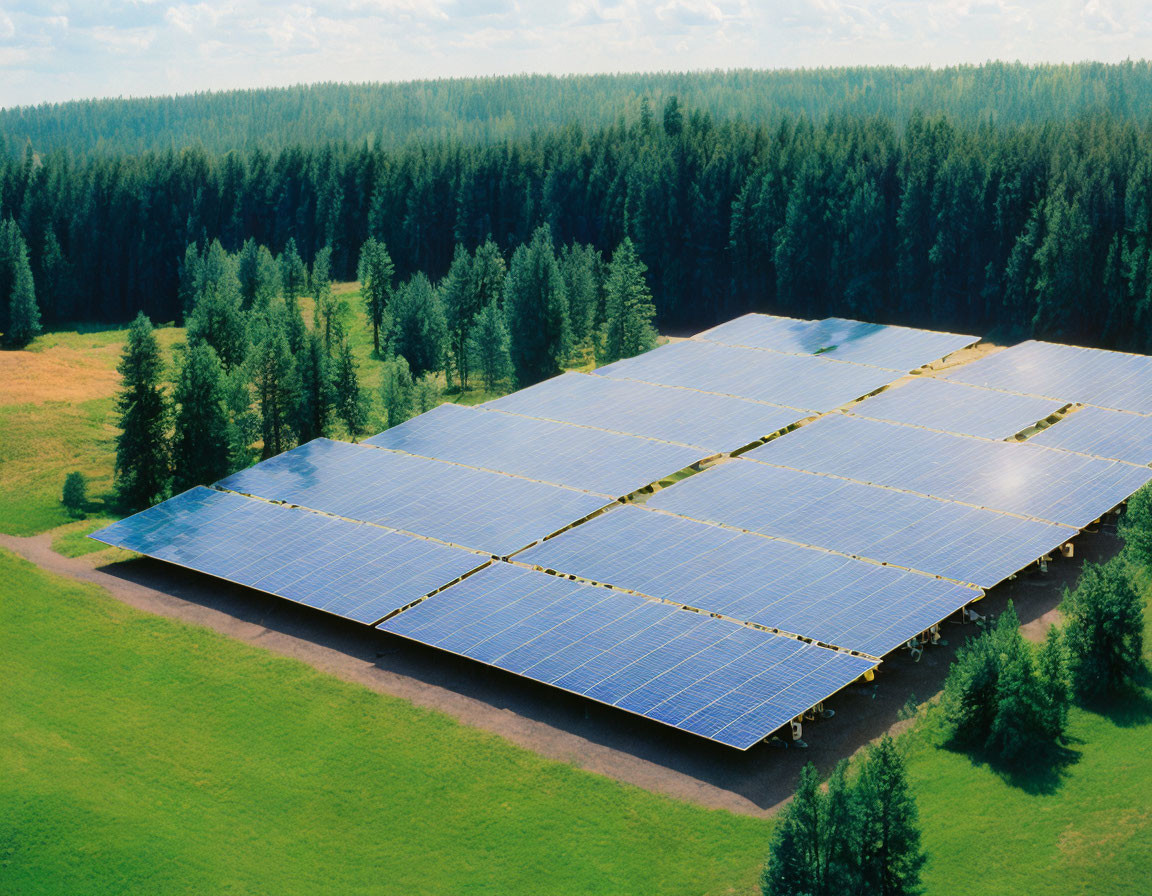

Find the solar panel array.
xmin=748 ymin=414 xmax=1152 ymax=528
xmin=944 ymin=340 xmax=1152 ymax=414
xmin=849 ymin=378 xmax=1065 ymax=440
xmin=90 ymin=487 xmax=488 ymax=623
xmin=645 ymin=460 xmax=1077 ymax=589
xmin=594 ymin=340 xmax=898 ymax=408
xmin=1029 ymin=406 xmax=1152 ymax=466
xmin=485 ymin=371 xmax=805 ymax=452
xmin=364 ymin=402 xmax=705 ymax=497
xmin=379 ymin=562 xmax=876 ymax=749
xmin=217 ymin=438 xmax=611 ymax=556
xmin=696 ymin=313 xmax=978 ymax=371
xmin=520 ymin=505 xmax=977 ymax=658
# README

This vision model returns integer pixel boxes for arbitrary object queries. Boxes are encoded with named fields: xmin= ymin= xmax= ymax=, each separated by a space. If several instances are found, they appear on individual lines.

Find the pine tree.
xmin=178 ymin=243 xmax=203 ymax=319
xmin=1036 ymin=625 xmax=1070 ymax=740
xmin=333 ymin=335 xmax=367 ymax=439
xmin=237 ymin=238 xmax=280 ymax=311
xmin=470 ymin=237 xmax=507 ymax=309
xmin=441 ymin=245 xmax=479 ymax=388
xmin=311 ymin=245 xmax=338 ymax=351
xmin=5 ymin=236 xmax=40 ymax=347
xmin=114 ymin=313 xmax=170 ymax=510
xmin=389 ymin=272 xmax=447 ymax=377
xmin=358 ymin=236 xmax=395 ymax=355
xmin=172 ymin=341 xmax=230 ymax=492
xmin=760 ymin=763 xmax=823 ymax=896
xmin=295 ymin=330 xmax=334 ymax=443
xmin=560 ymin=242 xmax=602 ymax=346
xmin=1063 ymin=560 xmax=1145 ymax=700
xmin=467 ymin=301 xmax=513 ymax=392
xmin=1032 ymin=190 xmax=1092 ymax=341
xmin=380 ymin=354 xmax=414 ymax=429
xmin=279 ymin=237 xmax=308 ymax=303
xmin=251 ymin=321 xmax=300 ymax=458
xmin=1121 ymin=484 xmax=1152 ymax=562
xmin=222 ymin=368 xmax=259 ymax=473
xmin=601 ymin=237 xmax=657 ymax=364
xmin=856 ymin=735 xmax=926 ymax=896
xmin=186 ymin=249 xmax=248 ymax=372
xmin=663 ymin=95 xmax=683 ymax=137
xmin=41 ymin=228 xmax=78 ymax=323
xmin=504 ymin=225 xmax=570 ymax=386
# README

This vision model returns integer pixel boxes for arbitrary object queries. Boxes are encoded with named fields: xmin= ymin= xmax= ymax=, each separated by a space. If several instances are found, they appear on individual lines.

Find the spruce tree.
xmin=114 ymin=313 xmax=170 ymax=510
xmin=560 ymin=242 xmax=602 ymax=346
xmin=380 ymin=355 xmax=414 ymax=429
xmin=6 ymin=237 xmax=40 ymax=347
xmin=760 ymin=763 xmax=823 ymax=896
xmin=1121 ymin=484 xmax=1152 ymax=562
xmin=251 ymin=321 xmax=300 ymax=458
xmin=441 ymin=245 xmax=479 ymax=388
xmin=601 ymin=237 xmax=657 ymax=363
xmin=178 ymin=243 xmax=203 ymax=319
xmin=279 ymin=237 xmax=308 ymax=303
xmin=237 ymin=238 xmax=280 ymax=311
xmin=504 ymin=225 xmax=570 ymax=386
xmin=333 ymin=335 xmax=367 ymax=439
xmin=186 ymin=250 xmax=248 ymax=372
xmin=296 ymin=330 xmax=334 ymax=443
xmin=467 ymin=301 xmax=513 ymax=392
xmin=358 ymin=236 xmax=395 ymax=355
xmin=389 ymin=272 xmax=447 ymax=376
xmin=311 ymin=245 xmax=338 ymax=351
xmin=1036 ymin=625 xmax=1070 ymax=740
xmin=1063 ymin=560 xmax=1145 ymax=700
xmin=856 ymin=735 xmax=926 ymax=896
xmin=470 ymin=237 xmax=507 ymax=309
xmin=172 ymin=341 xmax=230 ymax=492
xmin=222 ymin=368 xmax=259 ymax=473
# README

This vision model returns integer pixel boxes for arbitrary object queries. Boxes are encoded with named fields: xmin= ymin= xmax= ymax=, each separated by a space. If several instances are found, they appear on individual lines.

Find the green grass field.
xmin=0 ymin=549 xmax=770 ymax=895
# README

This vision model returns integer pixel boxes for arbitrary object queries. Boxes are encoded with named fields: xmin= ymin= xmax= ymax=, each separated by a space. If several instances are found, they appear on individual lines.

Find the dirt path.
xmin=2 ymin=526 xmax=1121 ymax=817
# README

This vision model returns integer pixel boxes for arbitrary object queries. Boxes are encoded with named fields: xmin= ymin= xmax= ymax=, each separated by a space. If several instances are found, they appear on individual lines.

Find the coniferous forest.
xmin=3 ymin=64 xmax=1152 ymax=351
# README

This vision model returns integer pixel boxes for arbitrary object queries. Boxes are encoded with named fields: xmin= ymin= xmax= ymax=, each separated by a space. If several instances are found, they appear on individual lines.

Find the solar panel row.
xmin=696 ymin=313 xmax=977 ymax=371
xmin=519 ymin=504 xmax=977 ymax=659
xmin=1028 ymin=405 xmax=1152 ymax=466
xmin=849 ymin=377 xmax=1065 ymax=440
xmin=364 ymin=402 xmax=706 ymax=497
xmin=748 ymin=415 xmax=1152 ymax=528
xmin=216 ymin=438 xmax=612 ymax=556
xmin=645 ymin=459 xmax=1077 ymax=589
xmin=944 ymin=340 xmax=1152 ymax=415
xmin=379 ymin=562 xmax=877 ymax=750
xmin=90 ymin=487 xmax=489 ymax=623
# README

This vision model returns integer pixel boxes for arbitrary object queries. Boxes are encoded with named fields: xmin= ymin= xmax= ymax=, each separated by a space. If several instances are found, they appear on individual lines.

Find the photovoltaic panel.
xmin=943 ymin=340 xmax=1152 ymax=414
xmin=379 ymin=562 xmax=876 ymax=750
xmin=519 ymin=505 xmax=977 ymax=658
xmin=594 ymin=340 xmax=898 ymax=409
xmin=748 ymin=414 xmax=1152 ymax=528
xmin=216 ymin=438 xmax=611 ymax=556
xmin=484 ymin=371 xmax=805 ymax=452
xmin=1028 ymin=406 xmax=1152 ymax=466
xmin=848 ymin=378 xmax=1065 ymax=440
xmin=646 ymin=459 xmax=1077 ymax=589
xmin=363 ymin=403 xmax=705 ymax=497
xmin=89 ymin=487 xmax=488 ymax=623
xmin=697 ymin=313 xmax=978 ymax=371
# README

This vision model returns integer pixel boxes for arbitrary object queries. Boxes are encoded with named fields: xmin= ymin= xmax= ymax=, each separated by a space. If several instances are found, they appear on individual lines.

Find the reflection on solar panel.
xmin=748 ymin=415 xmax=1152 ymax=528
xmin=1029 ymin=406 xmax=1152 ymax=465
xmin=363 ymin=403 xmax=705 ymax=497
xmin=90 ymin=487 xmax=488 ymax=623
xmin=849 ymin=378 xmax=1064 ymax=440
xmin=944 ymin=340 xmax=1152 ymax=414
xmin=485 ymin=371 xmax=804 ymax=452
xmin=594 ymin=340 xmax=897 ymax=408
xmin=697 ymin=313 xmax=977 ymax=371
xmin=519 ymin=505 xmax=976 ymax=658
xmin=216 ymin=438 xmax=610 ymax=556
xmin=379 ymin=562 xmax=876 ymax=749
xmin=646 ymin=459 xmax=1076 ymax=588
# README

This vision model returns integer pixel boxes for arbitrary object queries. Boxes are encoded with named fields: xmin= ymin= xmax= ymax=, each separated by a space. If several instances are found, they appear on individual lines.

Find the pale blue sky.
xmin=1 ymin=1 xmax=1150 ymax=107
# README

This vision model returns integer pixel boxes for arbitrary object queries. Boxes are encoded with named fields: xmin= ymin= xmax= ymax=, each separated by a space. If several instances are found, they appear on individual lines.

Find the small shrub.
xmin=62 ymin=471 xmax=88 ymax=518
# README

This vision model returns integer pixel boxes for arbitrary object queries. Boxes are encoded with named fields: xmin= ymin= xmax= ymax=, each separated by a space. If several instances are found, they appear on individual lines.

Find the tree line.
xmin=5 ymin=96 xmax=1152 ymax=351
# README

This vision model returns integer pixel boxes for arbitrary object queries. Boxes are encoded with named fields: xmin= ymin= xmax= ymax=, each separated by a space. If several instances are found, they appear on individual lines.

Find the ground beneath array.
xmin=1 ymin=527 xmax=1121 ymax=817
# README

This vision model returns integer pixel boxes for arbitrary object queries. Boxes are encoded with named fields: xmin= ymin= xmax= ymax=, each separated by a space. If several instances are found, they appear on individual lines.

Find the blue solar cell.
xmin=363 ymin=402 xmax=705 ymax=497
xmin=646 ymin=459 xmax=1077 ymax=588
xmin=850 ymin=378 xmax=1065 ymax=440
xmin=484 ymin=371 xmax=804 ymax=452
xmin=1028 ymin=406 xmax=1152 ymax=466
xmin=593 ymin=340 xmax=898 ymax=409
xmin=216 ymin=438 xmax=610 ymax=556
xmin=520 ymin=504 xmax=977 ymax=657
xmin=89 ymin=487 xmax=488 ymax=623
xmin=943 ymin=340 xmax=1152 ymax=414
xmin=696 ymin=314 xmax=977 ymax=371
xmin=379 ymin=563 xmax=876 ymax=749
xmin=748 ymin=415 xmax=1152 ymax=528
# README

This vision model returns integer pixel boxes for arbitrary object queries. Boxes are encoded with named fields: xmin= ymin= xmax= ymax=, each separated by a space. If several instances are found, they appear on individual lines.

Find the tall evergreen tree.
xmin=295 ymin=330 xmax=334 ymax=443
xmin=172 ymin=341 xmax=230 ymax=492
xmin=560 ymin=242 xmax=602 ymax=346
xmin=441 ymin=244 xmax=479 ymax=388
xmin=279 ymin=237 xmax=308 ymax=303
xmin=311 ymin=245 xmax=338 ymax=351
xmin=389 ymin=272 xmax=447 ymax=376
xmin=114 ymin=313 xmax=170 ymax=509
xmin=380 ymin=354 xmax=415 ymax=428
xmin=601 ymin=237 xmax=657 ymax=363
xmin=470 ymin=237 xmax=507 ymax=309
xmin=467 ymin=301 xmax=513 ymax=392
xmin=5 ymin=234 xmax=40 ymax=347
xmin=1121 ymin=484 xmax=1152 ymax=562
xmin=358 ymin=236 xmax=395 ymax=355
xmin=504 ymin=225 xmax=570 ymax=386
xmin=178 ymin=243 xmax=203 ymax=319
xmin=1063 ymin=560 xmax=1145 ymax=700
xmin=186 ymin=250 xmax=249 ymax=372
xmin=251 ymin=321 xmax=300 ymax=458
xmin=236 ymin=238 xmax=280 ymax=311
xmin=856 ymin=735 xmax=927 ymax=896
xmin=333 ymin=335 xmax=367 ymax=439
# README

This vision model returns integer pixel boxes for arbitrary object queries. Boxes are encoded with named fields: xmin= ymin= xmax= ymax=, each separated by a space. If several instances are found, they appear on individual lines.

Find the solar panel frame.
xmin=89 ymin=487 xmax=490 ymax=624
xmin=645 ymin=459 xmax=1078 ymax=589
xmin=363 ymin=402 xmax=707 ymax=497
xmin=1027 ymin=405 xmax=1152 ymax=466
xmin=848 ymin=378 xmax=1065 ymax=440
xmin=215 ymin=438 xmax=612 ymax=556
xmin=484 ymin=371 xmax=807 ymax=453
xmin=519 ymin=504 xmax=978 ymax=658
xmin=379 ymin=562 xmax=876 ymax=750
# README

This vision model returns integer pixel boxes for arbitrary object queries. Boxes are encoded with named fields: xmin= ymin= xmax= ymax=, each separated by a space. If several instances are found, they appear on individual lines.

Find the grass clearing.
xmin=0 ymin=549 xmax=770 ymax=895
